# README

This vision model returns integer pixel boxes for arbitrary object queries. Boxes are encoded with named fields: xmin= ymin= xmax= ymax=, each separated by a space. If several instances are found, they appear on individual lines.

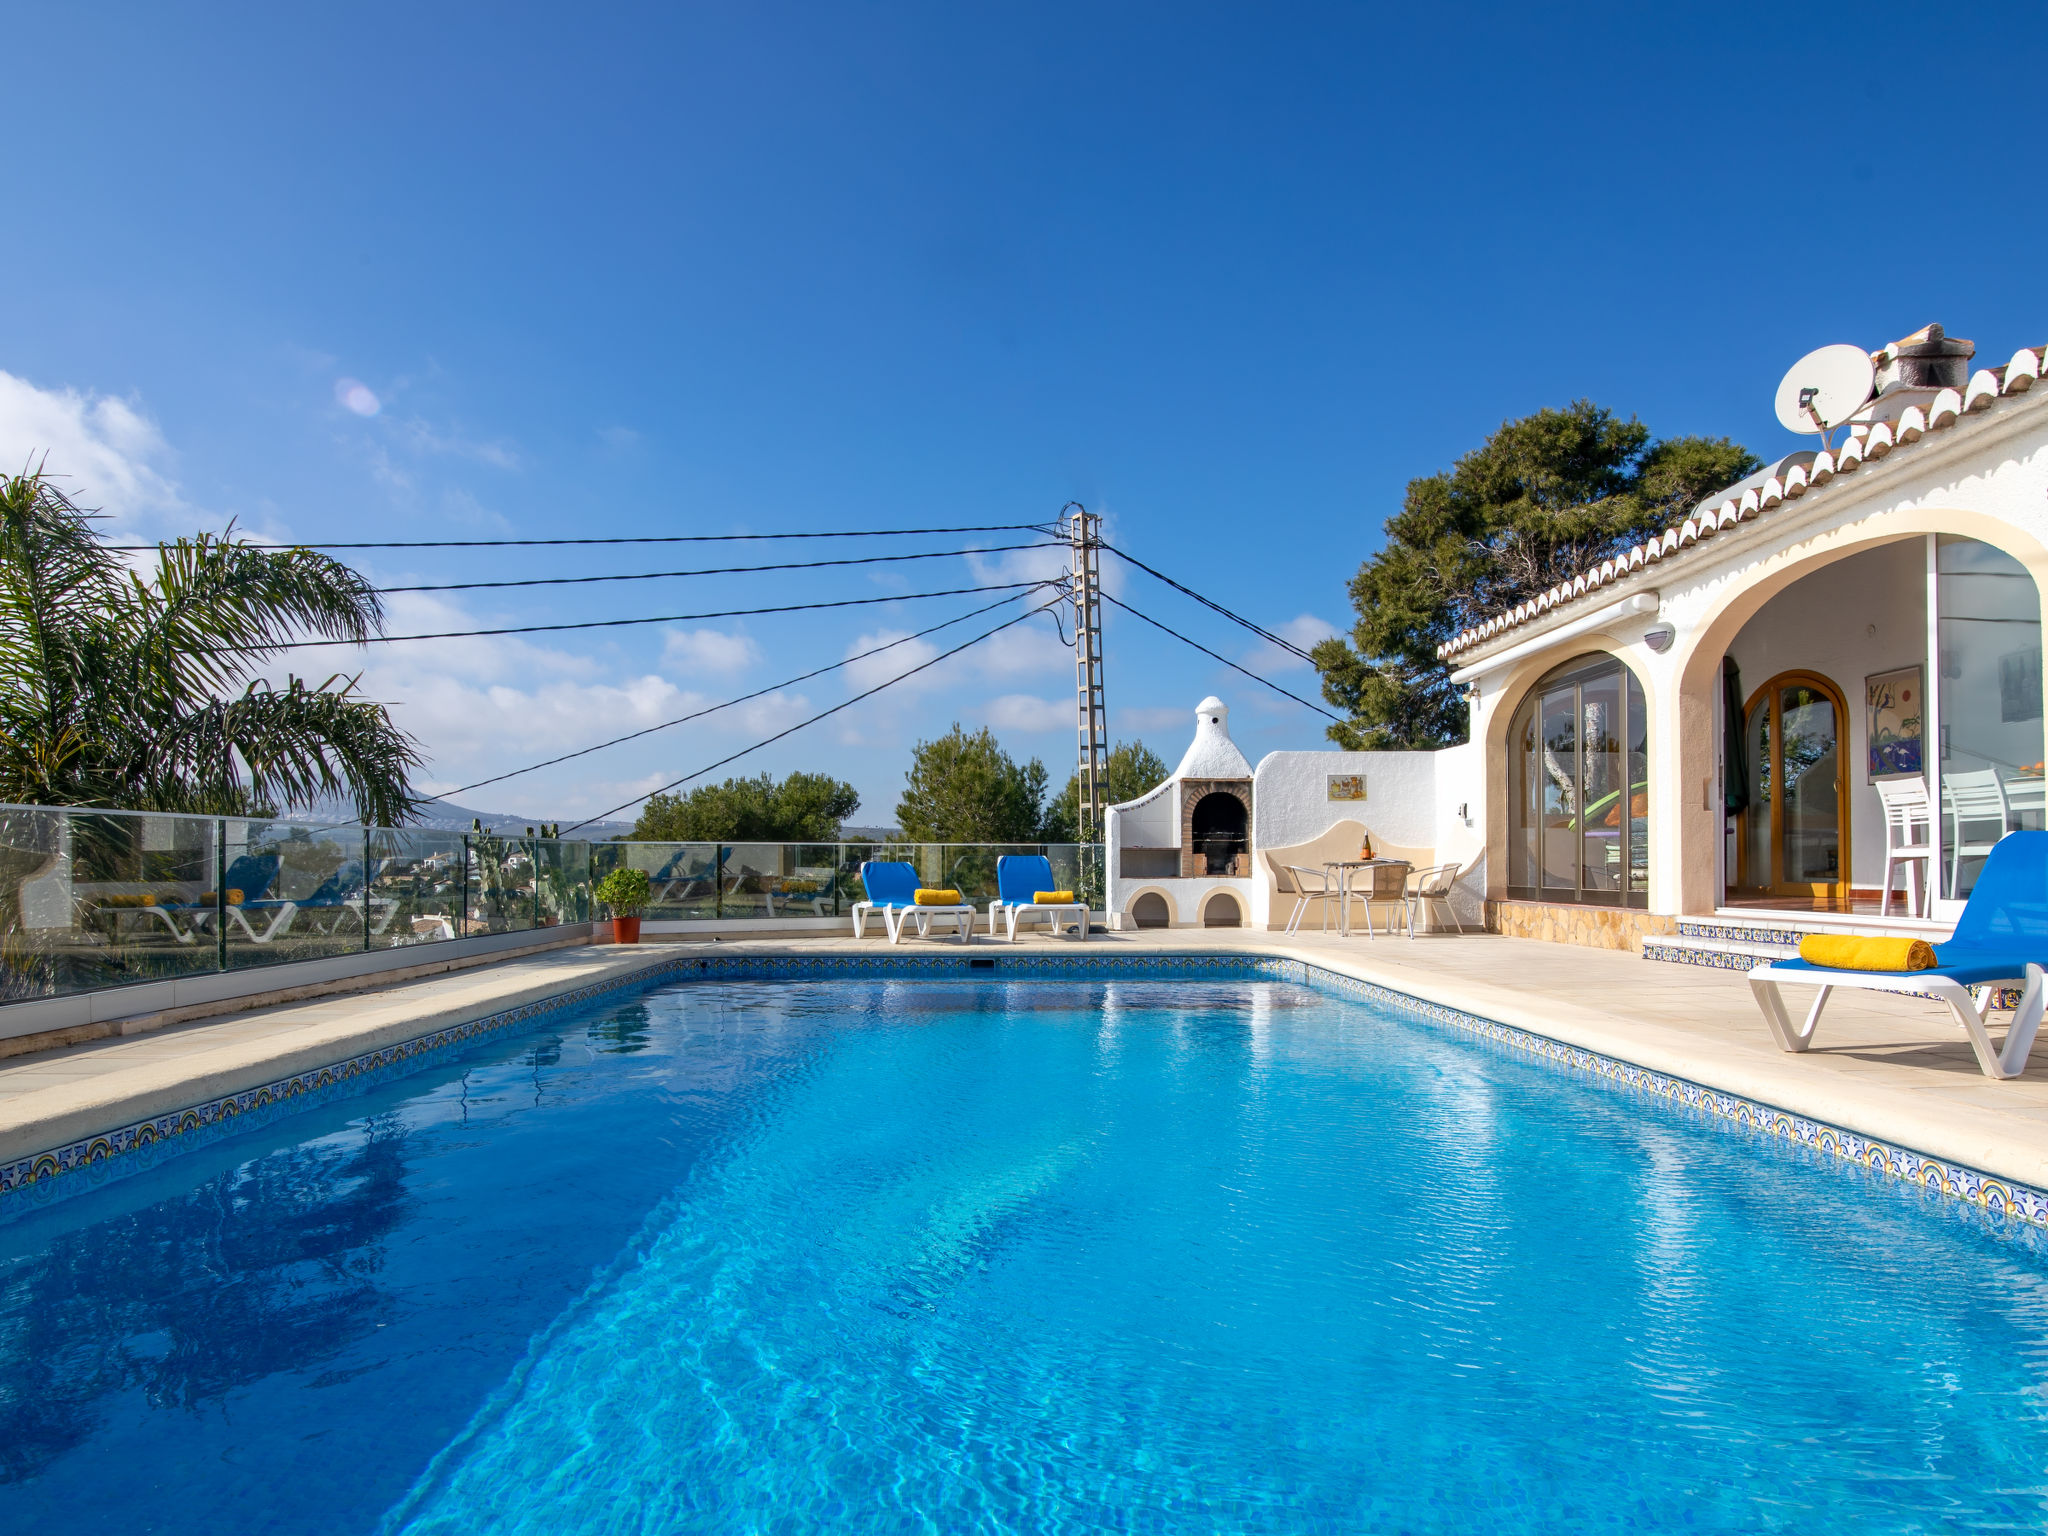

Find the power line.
xmin=562 ymin=597 xmax=1064 ymax=833
xmin=200 ymin=580 xmax=1050 ymax=652
xmin=379 ymin=541 xmax=1064 ymax=594
xmin=110 ymin=522 xmax=1052 ymax=553
xmin=1100 ymin=541 xmax=1318 ymax=663
xmin=440 ymin=588 xmax=1039 ymax=798
xmin=1100 ymin=592 xmax=1340 ymax=720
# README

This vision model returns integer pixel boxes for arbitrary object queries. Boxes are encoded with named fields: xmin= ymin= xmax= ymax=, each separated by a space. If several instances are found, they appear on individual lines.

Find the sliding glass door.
xmin=1934 ymin=536 xmax=2046 ymax=905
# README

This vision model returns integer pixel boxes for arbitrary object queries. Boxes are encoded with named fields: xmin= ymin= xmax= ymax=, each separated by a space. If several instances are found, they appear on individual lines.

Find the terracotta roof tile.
xmin=1433 ymin=342 xmax=2048 ymax=661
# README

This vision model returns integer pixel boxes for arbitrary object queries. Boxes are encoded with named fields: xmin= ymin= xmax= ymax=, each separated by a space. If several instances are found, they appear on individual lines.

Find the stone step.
xmin=1676 ymin=913 xmax=1952 ymax=946
xmin=1642 ymin=934 xmax=1798 ymax=972
xmin=1675 ymin=919 xmax=1813 ymax=947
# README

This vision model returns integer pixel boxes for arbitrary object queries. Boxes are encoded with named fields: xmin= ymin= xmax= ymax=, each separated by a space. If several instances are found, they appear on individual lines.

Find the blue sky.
xmin=3 ymin=3 xmax=2045 ymax=828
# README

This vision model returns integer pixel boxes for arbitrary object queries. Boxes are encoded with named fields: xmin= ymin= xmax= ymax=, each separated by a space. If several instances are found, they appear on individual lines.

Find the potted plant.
xmin=593 ymin=867 xmax=651 ymax=944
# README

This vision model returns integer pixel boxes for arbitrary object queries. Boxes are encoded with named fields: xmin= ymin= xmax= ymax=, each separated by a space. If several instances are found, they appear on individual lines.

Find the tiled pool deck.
xmin=3 ymin=929 xmax=2047 ymax=1223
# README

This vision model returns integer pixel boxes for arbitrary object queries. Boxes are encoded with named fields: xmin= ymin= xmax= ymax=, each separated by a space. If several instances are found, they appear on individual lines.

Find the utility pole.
xmin=1066 ymin=503 xmax=1108 ymax=841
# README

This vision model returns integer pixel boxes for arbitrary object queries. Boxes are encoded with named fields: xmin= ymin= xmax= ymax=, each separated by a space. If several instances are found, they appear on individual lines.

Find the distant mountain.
xmin=285 ymin=796 xmax=884 ymax=842
xmin=286 ymin=795 xmax=637 ymax=839
xmin=403 ymin=797 xmax=639 ymax=838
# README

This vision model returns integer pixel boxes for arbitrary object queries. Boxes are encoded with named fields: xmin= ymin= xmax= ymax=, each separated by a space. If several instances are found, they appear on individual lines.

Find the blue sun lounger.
xmin=1748 ymin=830 xmax=2048 ymax=1079
xmin=853 ymin=860 xmax=973 ymax=944
xmin=987 ymin=854 xmax=1089 ymax=942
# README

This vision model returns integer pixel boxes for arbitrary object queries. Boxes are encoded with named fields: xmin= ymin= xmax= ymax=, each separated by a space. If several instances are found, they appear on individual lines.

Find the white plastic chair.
xmin=1874 ymin=777 xmax=1935 ymax=917
xmin=2003 ymin=772 xmax=2047 ymax=830
xmin=1944 ymin=769 xmax=2010 ymax=895
xmin=1406 ymin=862 xmax=1467 ymax=935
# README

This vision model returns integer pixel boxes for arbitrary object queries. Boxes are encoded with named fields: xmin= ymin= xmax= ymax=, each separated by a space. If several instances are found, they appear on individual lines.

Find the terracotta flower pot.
xmin=611 ymin=915 xmax=642 ymax=944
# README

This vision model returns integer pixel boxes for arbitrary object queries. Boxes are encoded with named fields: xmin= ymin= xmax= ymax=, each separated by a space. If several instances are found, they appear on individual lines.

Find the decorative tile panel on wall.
xmin=3 ymin=949 xmax=2041 ymax=1243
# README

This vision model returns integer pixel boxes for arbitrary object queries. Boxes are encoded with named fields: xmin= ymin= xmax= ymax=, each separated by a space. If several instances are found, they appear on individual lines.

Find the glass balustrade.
xmin=0 ymin=804 xmax=1098 ymax=1010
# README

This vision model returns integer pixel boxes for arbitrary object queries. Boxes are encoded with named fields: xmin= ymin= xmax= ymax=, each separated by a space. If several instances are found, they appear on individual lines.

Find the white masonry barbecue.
xmin=1104 ymin=697 xmax=1258 ymax=929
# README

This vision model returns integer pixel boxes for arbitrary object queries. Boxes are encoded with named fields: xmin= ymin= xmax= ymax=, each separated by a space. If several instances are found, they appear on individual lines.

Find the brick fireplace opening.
xmin=1182 ymin=781 xmax=1251 ymax=877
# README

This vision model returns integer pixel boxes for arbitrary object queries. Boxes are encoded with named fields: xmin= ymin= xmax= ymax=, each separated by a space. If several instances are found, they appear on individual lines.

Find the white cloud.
xmin=335 ymin=378 xmax=382 ymax=416
xmin=662 ymin=627 xmax=761 ymax=678
xmin=968 ymin=612 xmax=1070 ymax=679
xmin=262 ymin=581 xmax=827 ymax=818
xmin=0 ymin=367 xmax=184 ymax=523
xmin=441 ymin=487 xmax=512 ymax=532
xmin=397 ymin=416 xmax=520 ymax=470
xmin=1244 ymin=612 xmax=1341 ymax=673
xmin=986 ymin=693 xmax=1072 ymax=733
xmin=845 ymin=628 xmax=942 ymax=692
xmin=598 ymin=425 xmax=639 ymax=449
xmin=967 ymin=539 xmax=1072 ymax=590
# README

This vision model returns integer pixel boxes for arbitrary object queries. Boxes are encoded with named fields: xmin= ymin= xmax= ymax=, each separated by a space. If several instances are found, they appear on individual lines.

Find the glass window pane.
xmin=1511 ymin=700 xmax=1537 ymax=890
xmin=1742 ymin=700 xmax=1772 ymax=889
xmin=1539 ymin=686 xmax=1578 ymax=890
xmin=1938 ymin=536 xmax=2045 ymax=899
xmin=1579 ymin=673 xmax=1623 ymax=893
xmin=1626 ymin=671 xmax=1648 ymax=897
xmin=1779 ymin=686 xmax=1840 ymax=886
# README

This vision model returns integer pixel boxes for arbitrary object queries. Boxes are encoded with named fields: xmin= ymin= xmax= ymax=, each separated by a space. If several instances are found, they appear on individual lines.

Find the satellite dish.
xmin=1774 ymin=344 xmax=1876 ymax=436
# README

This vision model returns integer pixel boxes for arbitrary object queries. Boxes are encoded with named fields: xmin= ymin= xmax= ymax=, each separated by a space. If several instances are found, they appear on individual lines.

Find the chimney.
xmin=1873 ymin=323 xmax=1975 ymax=394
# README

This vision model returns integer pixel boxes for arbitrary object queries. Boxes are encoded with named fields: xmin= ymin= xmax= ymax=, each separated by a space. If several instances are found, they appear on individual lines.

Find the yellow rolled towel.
xmin=1033 ymin=891 xmax=1077 ymax=904
xmin=914 ymin=888 xmax=963 ymax=906
xmin=1798 ymin=935 xmax=1938 ymax=971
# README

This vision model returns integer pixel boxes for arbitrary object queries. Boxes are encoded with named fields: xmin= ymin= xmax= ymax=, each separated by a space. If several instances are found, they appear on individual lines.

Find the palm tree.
xmin=0 ymin=467 xmax=423 ymax=824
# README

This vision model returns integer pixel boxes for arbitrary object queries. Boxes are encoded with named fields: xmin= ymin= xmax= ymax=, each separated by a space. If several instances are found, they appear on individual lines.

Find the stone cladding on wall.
xmin=1487 ymin=899 xmax=1678 ymax=953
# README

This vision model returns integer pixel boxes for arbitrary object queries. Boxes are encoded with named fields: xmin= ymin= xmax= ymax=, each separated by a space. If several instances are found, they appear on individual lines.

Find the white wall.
xmin=1107 ymin=780 xmax=1176 ymax=848
xmin=1250 ymin=750 xmax=1435 ymax=849
xmin=1247 ymin=747 xmax=1487 ymax=929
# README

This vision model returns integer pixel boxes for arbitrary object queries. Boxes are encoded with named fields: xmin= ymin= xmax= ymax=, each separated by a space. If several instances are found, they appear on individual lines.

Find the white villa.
xmin=1107 ymin=323 xmax=2048 ymax=957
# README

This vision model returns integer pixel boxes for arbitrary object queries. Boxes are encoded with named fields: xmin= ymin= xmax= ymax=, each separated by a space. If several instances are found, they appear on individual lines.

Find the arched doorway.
xmin=1506 ymin=652 xmax=1649 ymax=907
xmin=1734 ymin=671 xmax=1850 ymax=903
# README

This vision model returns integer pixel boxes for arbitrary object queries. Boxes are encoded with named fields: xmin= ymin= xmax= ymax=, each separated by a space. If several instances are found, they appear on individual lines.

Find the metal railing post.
xmin=215 ymin=819 xmax=228 ymax=972
xmin=460 ymin=835 xmax=471 ymax=939
xmin=363 ymin=826 xmax=373 ymax=952
xmin=716 ymin=845 xmax=726 ymax=919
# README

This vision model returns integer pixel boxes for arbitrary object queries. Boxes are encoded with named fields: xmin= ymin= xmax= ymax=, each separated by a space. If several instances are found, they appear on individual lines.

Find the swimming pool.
xmin=1 ymin=973 xmax=2044 ymax=1532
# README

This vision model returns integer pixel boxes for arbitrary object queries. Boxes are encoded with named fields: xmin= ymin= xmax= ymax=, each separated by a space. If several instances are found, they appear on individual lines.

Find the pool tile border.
xmin=3 ymin=949 xmax=2045 ymax=1236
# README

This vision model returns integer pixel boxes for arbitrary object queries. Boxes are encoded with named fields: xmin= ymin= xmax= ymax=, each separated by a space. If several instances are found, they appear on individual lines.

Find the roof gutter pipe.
xmin=1448 ymin=591 xmax=1661 ymax=686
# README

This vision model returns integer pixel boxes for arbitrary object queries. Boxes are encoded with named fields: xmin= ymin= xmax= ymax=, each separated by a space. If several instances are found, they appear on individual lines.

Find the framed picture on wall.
xmin=1326 ymin=774 xmax=1366 ymax=802
xmin=1866 ymin=664 xmax=1924 ymax=779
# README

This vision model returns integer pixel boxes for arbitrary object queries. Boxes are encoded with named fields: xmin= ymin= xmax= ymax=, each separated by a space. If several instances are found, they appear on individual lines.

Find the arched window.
xmin=1508 ymin=653 xmax=1648 ymax=907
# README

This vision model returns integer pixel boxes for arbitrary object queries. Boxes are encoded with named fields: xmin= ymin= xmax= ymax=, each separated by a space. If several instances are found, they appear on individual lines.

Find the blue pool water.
xmin=2 ymin=975 xmax=2046 ymax=1532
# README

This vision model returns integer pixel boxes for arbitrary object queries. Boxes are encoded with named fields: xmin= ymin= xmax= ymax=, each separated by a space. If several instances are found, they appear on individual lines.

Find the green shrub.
xmin=593 ymin=867 xmax=651 ymax=916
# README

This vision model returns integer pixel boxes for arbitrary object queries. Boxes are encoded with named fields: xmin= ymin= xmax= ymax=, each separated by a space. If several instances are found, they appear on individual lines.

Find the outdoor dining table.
xmin=1322 ymin=857 xmax=1413 ymax=937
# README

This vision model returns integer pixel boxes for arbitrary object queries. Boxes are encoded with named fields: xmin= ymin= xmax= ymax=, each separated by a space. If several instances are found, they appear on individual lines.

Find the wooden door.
xmin=1734 ymin=672 xmax=1851 ymax=903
